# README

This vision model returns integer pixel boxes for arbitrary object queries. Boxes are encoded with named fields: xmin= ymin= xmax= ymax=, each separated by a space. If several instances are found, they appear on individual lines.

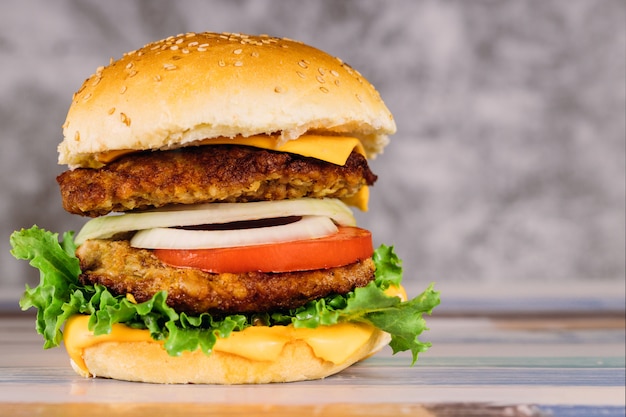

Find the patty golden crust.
xmin=77 ymin=239 xmax=375 ymax=315
xmin=57 ymin=145 xmax=377 ymax=217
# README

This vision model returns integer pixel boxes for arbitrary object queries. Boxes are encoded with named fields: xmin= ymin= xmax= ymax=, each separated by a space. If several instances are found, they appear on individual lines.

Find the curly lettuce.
xmin=10 ymin=225 xmax=439 ymax=363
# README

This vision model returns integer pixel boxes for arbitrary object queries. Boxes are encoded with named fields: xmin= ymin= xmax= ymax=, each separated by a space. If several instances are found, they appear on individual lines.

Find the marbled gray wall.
xmin=1 ymin=0 xmax=624 ymax=299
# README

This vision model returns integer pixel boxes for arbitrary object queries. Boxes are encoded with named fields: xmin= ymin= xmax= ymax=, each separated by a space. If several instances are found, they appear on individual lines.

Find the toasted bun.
xmin=67 ymin=322 xmax=391 ymax=384
xmin=59 ymin=32 xmax=396 ymax=169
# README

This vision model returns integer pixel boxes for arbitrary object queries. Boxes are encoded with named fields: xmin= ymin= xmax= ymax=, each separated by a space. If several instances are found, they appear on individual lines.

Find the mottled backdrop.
xmin=1 ymin=0 xmax=624 ymax=302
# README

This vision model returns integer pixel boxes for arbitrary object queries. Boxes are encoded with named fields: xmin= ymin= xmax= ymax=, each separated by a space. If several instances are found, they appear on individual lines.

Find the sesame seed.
xmin=234 ymin=61 xmax=243 ymax=67
xmin=199 ymin=43 xmax=209 ymax=48
xmin=318 ymin=67 xmax=325 ymax=75
xmin=163 ymin=63 xmax=177 ymax=70
xmin=170 ymin=45 xmax=179 ymax=51
xmin=129 ymin=70 xmax=138 ymax=77
xmin=126 ymin=62 xmax=134 ymax=69
xmin=296 ymin=71 xmax=306 ymax=79
xmin=83 ymin=93 xmax=92 ymax=101
xmin=197 ymin=47 xmax=207 ymax=52
xmin=154 ymin=75 xmax=162 ymax=82
xmin=120 ymin=113 xmax=131 ymax=126
xmin=233 ymin=48 xmax=243 ymax=55
xmin=218 ymin=60 xmax=226 ymax=67
xmin=74 ymin=131 xmax=80 ymax=142
xmin=330 ymin=70 xmax=339 ymax=77
xmin=120 ymin=85 xmax=127 ymax=94
xmin=319 ymin=87 xmax=329 ymax=94
xmin=175 ymin=38 xmax=184 ymax=44
xmin=355 ymin=94 xmax=363 ymax=103
xmin=274 ymin=86 xmax=283 ymax=93
xmin=316 ymin=75 xmax=325 ymax=84
xmin=250 ymin=51 xmax=259 ymax=58
xmin=108 ymin=107 xmax=115 ymax=115
xmin=188 ymin=42 xmax=199 ymax=47
xmin=298 ymin=60 xmax=308 ymax=69
xmin=182 ymin=48 xmax=190 ymax=54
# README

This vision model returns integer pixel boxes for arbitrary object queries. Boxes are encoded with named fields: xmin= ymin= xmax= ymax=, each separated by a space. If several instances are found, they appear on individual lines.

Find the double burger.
xmin=11 ymin=32 xmax=439 ymax=384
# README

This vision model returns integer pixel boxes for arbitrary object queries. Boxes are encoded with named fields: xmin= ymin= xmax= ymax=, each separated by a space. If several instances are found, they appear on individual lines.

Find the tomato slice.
xmin=153 ymin=226 xmax=373 ymax=273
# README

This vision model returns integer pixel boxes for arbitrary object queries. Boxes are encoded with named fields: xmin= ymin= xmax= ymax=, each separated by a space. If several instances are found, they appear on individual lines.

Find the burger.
xmin=10 ymin=32 xmax=439 ymax=384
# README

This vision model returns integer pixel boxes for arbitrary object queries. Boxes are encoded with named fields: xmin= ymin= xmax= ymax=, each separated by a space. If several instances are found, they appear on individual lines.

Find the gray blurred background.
xmin=1 ymin=0 xmax=624 ymax=307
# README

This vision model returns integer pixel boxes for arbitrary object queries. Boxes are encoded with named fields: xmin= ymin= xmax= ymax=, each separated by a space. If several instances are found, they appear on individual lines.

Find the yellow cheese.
xmin=97 ymin=134 xmax=366 ymax=166
xmin=384 ymin=284 xmax=408 ymax=301
xmin=342 ymin=186 xmax=369 ymax=212
xmin=95 ymin=134 xmax=370 ymax=210
xmin=64 ymin=316 xmax=376 ymax=374
xmin=197 ymin=134 xmax=366 ymax=166
xmin=64 ymin=315 xmax=155 ymax=373
xmin=210 ymin=322 xmax=375 ymax=364
xmin=63 ymin=285 xmax=406 ymax=376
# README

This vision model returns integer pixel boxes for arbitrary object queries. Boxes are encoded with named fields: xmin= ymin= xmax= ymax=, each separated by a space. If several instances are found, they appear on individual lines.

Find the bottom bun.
xmin=64 ymin=316 xmax=390 ymax=384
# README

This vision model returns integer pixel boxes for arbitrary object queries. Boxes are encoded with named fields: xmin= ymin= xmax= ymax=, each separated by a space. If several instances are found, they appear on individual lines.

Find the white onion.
xmin=130 ymin=215 xmax=338 ymax=249
xmin=74 ymin=198 xmax=355 ymax=245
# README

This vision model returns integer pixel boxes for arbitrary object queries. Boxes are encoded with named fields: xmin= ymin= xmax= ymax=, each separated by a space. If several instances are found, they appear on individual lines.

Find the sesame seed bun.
xmin=59 ymin=32 xmax=396 ymax=169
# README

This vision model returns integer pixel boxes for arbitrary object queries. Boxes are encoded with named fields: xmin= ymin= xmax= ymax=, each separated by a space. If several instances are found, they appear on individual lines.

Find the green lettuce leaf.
xmin=373 ymin=243 xmax=404 ymax=288
xmin=10 ymin=226 xmax=439 ymax=362
xmin=10 ymin=227 xmax=80 ymax=348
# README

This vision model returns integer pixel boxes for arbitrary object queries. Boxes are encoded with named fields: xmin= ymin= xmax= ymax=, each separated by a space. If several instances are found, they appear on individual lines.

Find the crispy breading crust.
xmin=76 ymin=239 xmax=375 ymax=315
xmin=57 ymin=145 xmax=377 ymax=217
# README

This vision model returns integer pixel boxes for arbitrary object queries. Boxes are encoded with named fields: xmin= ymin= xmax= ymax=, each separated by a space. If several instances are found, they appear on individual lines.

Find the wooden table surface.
xmin=1 ymin=283 xmax=624 ymax=417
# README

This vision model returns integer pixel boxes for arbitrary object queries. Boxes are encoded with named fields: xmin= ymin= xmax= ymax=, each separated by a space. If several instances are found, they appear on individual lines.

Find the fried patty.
xmin=76 ymin=239 xmax=375 ymax=315
xmin=58 ymin=145 xmax=377 ymax=217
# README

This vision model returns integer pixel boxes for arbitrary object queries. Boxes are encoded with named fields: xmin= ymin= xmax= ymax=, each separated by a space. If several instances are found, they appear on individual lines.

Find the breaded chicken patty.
xmin=77 ymin=239 xmax=376 ymax=315
xmin=57 ymin=145 xmax=377 ymax=217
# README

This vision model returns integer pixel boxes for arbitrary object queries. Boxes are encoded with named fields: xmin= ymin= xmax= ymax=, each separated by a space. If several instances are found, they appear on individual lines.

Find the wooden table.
xmin=1 ymin=283 xmax=624 ymax=416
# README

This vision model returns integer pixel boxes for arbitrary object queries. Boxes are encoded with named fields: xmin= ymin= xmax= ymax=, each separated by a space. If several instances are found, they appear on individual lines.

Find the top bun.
xmin=59 ymin=32 xmax=396 ymax=169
